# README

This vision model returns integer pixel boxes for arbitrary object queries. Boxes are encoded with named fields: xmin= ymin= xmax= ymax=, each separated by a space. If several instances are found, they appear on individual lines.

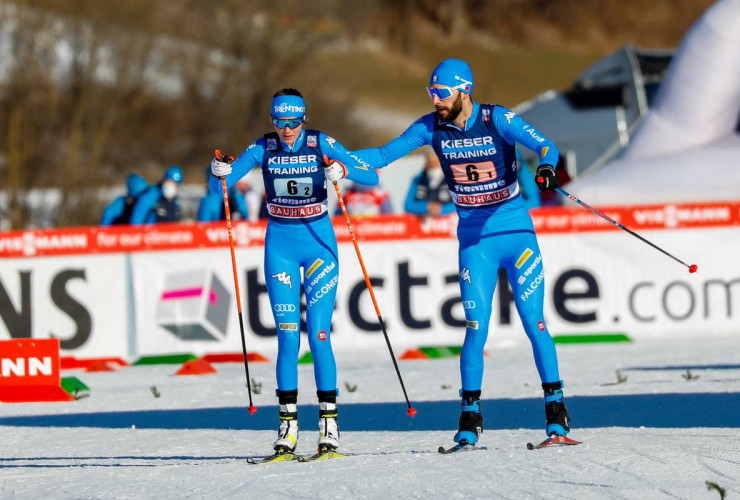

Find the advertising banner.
xmin=0 ymin=255 xmax=128 ymax=357
xmin=0 ymin=338 xmax=73 ymax=402
xmin=130 ymin=225 xmax=739 ymax=356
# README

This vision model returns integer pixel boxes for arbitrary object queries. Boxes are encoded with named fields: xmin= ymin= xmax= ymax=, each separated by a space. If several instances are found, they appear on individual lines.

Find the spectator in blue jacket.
xmin=100 ymin=173 xmax=149 ymax=226
xmin=130 ymin=166 xmax=183 ymax=225
xmin=516 ymin=148 xmax=542 ymax=210
xmin=198 ymin=168 xmax=251 ymax=222
xmin=404 ymin=150 xmax=455 ymax=217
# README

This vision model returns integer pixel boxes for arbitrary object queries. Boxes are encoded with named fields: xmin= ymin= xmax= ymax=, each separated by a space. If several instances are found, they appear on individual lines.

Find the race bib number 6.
xmin=450 ymin=161 xmax=497 ymax=184
xmin=274 ymin=177 xmax=313 ymax=197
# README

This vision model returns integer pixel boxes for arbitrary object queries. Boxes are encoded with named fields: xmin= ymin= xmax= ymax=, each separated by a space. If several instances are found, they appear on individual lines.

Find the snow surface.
xmin=1 ymin=334 xmax=739 ymax=499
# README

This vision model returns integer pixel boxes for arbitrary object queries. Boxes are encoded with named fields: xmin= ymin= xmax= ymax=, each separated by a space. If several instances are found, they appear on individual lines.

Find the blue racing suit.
xmin=353 ymin=103 xmax=561 ymax=392
xmin=210 ymin=129 xmax=378 ymax=394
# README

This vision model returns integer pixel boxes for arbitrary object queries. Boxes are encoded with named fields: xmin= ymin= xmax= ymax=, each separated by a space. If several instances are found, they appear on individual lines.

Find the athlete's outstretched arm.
xmin=208 ymin=140 xmax=264 ymax=195
xmin=352 ymin=114 xmax=434 ymax=168
xmin=493 ymin=106 xmax=560 ymax=167
xmin=321 ymin=132 xmax=379 ymax=185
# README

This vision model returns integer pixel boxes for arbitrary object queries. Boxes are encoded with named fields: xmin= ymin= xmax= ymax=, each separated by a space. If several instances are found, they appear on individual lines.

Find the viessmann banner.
xmin=1 ymin=201 xmax=738 ymax=358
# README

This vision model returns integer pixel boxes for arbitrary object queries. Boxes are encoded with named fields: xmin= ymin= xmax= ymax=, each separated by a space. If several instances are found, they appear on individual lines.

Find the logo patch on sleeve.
xmin=540 ymin=146 xmax=549 ymax=158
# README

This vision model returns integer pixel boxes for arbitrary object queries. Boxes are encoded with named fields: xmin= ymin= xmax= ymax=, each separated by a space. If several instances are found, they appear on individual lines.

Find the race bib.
xmin=274 ymin=177 xmax=313 ymax=197
xmin=450 ymin=161 xmax=497 ymax=185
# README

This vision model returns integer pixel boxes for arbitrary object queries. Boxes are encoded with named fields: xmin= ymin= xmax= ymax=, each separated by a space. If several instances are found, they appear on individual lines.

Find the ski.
xmin=438 ymin=442 xmax=487 ymax=454
xmin=526 ymin=435 xmax=581 ymax=450
xmin=297 ymin=445 xmax=347 ymax=462
xmin=246 ymin=450 xmax=297 ymax=464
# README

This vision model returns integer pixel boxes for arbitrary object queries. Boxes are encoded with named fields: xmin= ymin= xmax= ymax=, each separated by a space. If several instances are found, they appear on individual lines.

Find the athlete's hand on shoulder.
xmin=535 ymin=164 xmax=559 ymax=191
xmin=324 ymin=160 xmax=347 ymax=183
xmin=211 ymin=152 xmax=235 ymax=178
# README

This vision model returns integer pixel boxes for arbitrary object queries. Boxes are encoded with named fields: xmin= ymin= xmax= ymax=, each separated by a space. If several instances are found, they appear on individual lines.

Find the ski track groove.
xmin=697 ymin=455 xmax=740 ymax=483
xmin=578 ymin=455 xmax=682 ymax=499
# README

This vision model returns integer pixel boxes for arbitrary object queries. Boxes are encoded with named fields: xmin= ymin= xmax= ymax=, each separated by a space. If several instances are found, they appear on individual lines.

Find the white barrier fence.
xmin=1 ymin=216 xmax=736 ymax=358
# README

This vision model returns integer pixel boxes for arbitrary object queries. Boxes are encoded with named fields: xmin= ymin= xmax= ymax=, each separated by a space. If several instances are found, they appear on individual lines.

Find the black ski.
xmin=438 ymin=442 xmax=487 ymax=454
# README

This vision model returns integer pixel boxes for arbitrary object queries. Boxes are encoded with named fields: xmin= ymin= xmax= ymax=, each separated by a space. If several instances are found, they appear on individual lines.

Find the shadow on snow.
xmin=0 ymin=392 xmax=738 ymax=431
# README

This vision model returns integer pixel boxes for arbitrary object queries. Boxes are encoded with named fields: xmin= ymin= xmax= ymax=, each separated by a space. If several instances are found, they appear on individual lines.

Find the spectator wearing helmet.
xmin=130 ymin=166 xmax=183 ymax=225
xmin=100 ymin=173 xmax=149 ymax=226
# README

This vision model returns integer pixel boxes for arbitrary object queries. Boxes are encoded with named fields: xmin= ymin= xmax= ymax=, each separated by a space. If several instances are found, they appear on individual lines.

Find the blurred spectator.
xmin=130 ymin=166 xmax=183 ymax=225
xmin=198 ymin=168 xmax=252 ymax=222
xmin=516 ymin=148 xmax=542 ymax=209
xmin=336 ymin=180 xmax=393 ymax=217
xmin=404 ymin=150 xmax=455 ymax=217
xmin=100 ymin=173 xmax=149 ymax=226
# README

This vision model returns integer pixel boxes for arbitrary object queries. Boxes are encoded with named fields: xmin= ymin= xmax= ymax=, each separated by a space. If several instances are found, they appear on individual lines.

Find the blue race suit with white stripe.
xmin=353 ymin=103 xmax=561 ymax=392
xmin=210 ymin=129 xmax=378 ymax=394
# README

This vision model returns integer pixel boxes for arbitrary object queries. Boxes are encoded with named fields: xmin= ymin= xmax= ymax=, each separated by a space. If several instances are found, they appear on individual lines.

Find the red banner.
xmin=0 ymin=338 xmax=73 ymax=402
xmin=1 ymin=200 xmax=738 ymax=258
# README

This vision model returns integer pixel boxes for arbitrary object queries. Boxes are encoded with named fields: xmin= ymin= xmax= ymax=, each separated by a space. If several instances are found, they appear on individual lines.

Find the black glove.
xmin=535 ymin=164 xmax=559 ymax=191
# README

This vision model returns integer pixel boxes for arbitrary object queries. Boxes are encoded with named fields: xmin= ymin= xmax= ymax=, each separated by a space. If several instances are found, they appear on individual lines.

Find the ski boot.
xmin=317 ymin=390 xmax=340 ymax=452
xmin=453 ymin=390 xmax=483 ymax=445
xmin=543 ymin=381 xmax=571 ymax=436
xmin=273 ymin=389 xmax=299 ymax=454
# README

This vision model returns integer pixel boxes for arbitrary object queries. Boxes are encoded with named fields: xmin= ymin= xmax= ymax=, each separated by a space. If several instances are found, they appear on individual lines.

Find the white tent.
xmin=568 ymin=0 xmax=740 ymax=204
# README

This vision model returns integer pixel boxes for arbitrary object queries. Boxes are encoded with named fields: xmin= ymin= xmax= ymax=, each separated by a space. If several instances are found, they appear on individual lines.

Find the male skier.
xmin=327 ymin=58 xmax=572 ymax=447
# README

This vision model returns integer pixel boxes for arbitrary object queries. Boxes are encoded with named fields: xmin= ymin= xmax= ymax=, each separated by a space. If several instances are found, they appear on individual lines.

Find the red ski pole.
xmin=328 ymin=157 xmax=416 ymax=417
xmin=215 ymin=149 xmax=257 ymax=414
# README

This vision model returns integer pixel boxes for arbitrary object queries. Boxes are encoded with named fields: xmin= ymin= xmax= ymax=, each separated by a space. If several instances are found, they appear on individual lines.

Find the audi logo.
xmin=462 ymin=301 xmax=476 ymax=309
xmin=273 ymin=304 xmax=296 ymax=312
